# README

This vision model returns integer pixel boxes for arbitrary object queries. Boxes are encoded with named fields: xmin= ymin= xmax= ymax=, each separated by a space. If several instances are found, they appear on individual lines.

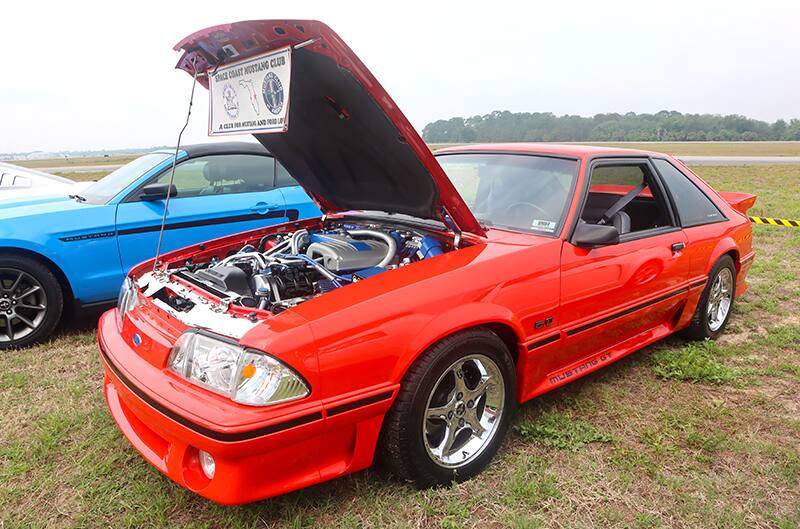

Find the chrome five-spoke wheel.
xmin=423 ymin=354 xmax=505 ymax=468
xmin=686 ymin=254 xmax=737 ymax=340
xmin=707 ymin=267 xmax=733 ymax=332
xmin=380 ymin=328 xmax=515 ymax=487
xmin=0 ymin=268 xmax=48 ymax=344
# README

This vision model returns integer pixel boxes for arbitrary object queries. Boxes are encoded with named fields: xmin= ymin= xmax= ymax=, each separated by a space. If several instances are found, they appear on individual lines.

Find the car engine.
xmin=172 ymin=222 xmax=450 ymax=314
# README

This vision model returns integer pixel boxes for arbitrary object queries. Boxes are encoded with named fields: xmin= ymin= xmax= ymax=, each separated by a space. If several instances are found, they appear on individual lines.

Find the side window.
xmin=652 ymin=159 xmax=724 ymax=227
xmin=589 ymin=165 xmax=643 ymax=187
xmin=150 ymin=154 xmax=275 ymax=199
xmin=580 ymin=162 xmax=673 ymax=235
xmin=275 ymin=161 xmax=298 ymax=187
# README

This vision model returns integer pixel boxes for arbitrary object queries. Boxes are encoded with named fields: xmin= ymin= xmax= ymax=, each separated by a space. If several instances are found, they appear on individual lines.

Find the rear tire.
xmin=379 ymin=328 xmax=516 ymax=488
xmin=0 ymin=254 xmax=63 ymax=349
xmin=685 ymin=255 xmax=736 ymax=340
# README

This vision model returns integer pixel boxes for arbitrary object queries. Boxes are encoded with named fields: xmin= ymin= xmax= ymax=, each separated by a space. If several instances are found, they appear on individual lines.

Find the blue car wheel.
xmin=0 ymin=255 xmax=63 ymax=349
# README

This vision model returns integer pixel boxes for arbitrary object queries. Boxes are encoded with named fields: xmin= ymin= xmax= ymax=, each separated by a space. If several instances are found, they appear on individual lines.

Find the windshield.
xmin=81 ymin=153 xmax=171 ymax=203
xmin=437 ymin=153 xmax=579 ymax=235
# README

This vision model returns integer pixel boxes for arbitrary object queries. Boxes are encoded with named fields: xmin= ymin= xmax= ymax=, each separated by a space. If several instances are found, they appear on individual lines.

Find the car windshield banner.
xmin=208 ymin=46 xmax=292 ymax=135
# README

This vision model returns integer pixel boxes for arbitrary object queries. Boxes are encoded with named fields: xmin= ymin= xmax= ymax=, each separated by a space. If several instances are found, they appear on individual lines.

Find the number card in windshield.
xmin=208 ymin=46 xmax=292 ymax=135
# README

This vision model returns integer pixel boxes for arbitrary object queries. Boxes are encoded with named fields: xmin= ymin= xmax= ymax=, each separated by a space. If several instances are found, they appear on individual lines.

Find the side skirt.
xmin=519 ymin=320 xmax=675 ymax=402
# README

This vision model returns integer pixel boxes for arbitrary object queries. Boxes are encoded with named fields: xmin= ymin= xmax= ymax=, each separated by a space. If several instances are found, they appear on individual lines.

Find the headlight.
xmin=167 ymin=330 xmax=309 ymax=406
xmin=117 ymin=277 xmax=140 ymax=327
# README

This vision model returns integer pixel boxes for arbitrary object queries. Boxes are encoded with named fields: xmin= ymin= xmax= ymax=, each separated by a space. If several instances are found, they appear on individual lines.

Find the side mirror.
xmin=140 ymin=183 xmax=177 ymax=201
xmin=573 ymin=222 xmax=619 ymax=248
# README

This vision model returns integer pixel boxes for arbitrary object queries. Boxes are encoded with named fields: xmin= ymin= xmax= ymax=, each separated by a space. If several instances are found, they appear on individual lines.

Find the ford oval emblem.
xmin=132 ymin=333 xmax=142 ymax=347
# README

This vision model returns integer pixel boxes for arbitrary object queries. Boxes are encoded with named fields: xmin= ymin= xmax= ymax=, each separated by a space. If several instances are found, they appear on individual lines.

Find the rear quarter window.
xmin=590 ymin=165 xmax=645 ymax=187
xmin=653 ymin=158 xmax=725 ymax=227
xmin=276 ymin=162 xmax=299 ymax=187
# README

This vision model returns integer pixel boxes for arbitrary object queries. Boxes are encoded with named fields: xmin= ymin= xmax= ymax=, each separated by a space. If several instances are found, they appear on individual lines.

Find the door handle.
xmin=671 ymin=242 xmax=686 ymax=253
xmin=250 ymin=202 xmax=280 ymax=214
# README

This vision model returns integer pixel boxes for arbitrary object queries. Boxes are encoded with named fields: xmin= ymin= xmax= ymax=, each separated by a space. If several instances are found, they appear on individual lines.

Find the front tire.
xmin=379 ymin=328 xmax=516 ymax=488
xmin=685 ymin=255 xmax=736 ymax=340
xmin=0 ymin=255 xmax=63 ymax=349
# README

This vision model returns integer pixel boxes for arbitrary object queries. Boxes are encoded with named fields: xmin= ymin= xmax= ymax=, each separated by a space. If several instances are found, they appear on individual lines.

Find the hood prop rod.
xmin=439 ymin=206 xmax=462 ymax=249
xmin=153 ymin=60 xmax=199 ymax=272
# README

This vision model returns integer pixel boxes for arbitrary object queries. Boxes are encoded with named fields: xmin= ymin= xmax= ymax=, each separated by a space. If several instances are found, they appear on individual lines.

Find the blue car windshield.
xmin=437 ymin=153 xmax=579 ymax=235
xmin=80 ymin=153 xmax=171 ymax=203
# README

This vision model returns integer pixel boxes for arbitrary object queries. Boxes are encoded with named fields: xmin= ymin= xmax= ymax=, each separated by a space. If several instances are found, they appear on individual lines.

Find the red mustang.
xmin=98 ymin=20 xmax=756 ymax=504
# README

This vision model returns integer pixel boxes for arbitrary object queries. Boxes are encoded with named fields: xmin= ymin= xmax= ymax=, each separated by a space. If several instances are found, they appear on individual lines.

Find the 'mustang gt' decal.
xmin=547 ymin=351 xmax=616 ymax=386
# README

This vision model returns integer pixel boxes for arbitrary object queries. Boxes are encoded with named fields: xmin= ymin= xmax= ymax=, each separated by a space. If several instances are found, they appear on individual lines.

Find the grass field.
xmin=10 ymin=142 xmax=800 ymax=170
xmin=52 ymin=171 xmax=109 ymax=183
xmin=1 ymin=163 xmax=799 ymax=529
xmin=14 ymin=155 xmax=140 ymax=169
xmin=573 ymin=142 xmax=800 ymax=157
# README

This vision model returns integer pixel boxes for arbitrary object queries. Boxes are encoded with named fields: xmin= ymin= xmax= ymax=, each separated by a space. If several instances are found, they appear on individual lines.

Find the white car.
xmin=0 ymin=162 xmax=92 ymax=200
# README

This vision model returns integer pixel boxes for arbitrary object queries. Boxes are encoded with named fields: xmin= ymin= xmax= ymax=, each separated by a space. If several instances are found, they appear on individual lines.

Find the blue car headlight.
xmin=167 ymin=330 xmax=309 ymax=406
xmin=117 ymin=277 xmax=140 ymax=327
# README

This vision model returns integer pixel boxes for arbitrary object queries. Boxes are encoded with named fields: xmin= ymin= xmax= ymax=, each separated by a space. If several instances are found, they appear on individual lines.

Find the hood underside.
xmin=174 ymin=20 xmax=483 ymax=235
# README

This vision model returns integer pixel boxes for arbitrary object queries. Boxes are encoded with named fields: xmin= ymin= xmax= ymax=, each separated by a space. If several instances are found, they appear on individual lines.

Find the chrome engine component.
xmin=306 ymin=230 xmax=395 ymax=272
xmin=259 ymin=262 xmax=317 ymax=302
xmin=170 ymin=222 xmax=450 ymax=314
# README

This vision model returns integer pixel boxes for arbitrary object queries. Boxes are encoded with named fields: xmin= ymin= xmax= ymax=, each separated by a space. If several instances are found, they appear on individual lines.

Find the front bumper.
xmin=97 ymin=310 xmax=326 ymax=504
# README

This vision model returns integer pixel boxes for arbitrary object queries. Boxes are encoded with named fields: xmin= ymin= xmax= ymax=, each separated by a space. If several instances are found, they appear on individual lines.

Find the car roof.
xmin=153 ymin=141 xmax=271 ymax=158
xmin=434 ymin=143 xmax=668 ymax=158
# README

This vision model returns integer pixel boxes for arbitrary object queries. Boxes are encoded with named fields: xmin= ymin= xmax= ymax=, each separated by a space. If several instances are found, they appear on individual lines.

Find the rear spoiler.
xmin=718 ymin=192 xmax=757 ymax=215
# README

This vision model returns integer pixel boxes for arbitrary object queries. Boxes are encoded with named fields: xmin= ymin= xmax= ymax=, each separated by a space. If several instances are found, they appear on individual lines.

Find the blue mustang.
xmin=0 ymin=142 xmax=319 ymax=348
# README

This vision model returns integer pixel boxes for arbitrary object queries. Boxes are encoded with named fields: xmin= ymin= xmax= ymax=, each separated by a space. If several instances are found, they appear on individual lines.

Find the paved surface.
xmin=679 ymin=156 xmax=800 ymax=165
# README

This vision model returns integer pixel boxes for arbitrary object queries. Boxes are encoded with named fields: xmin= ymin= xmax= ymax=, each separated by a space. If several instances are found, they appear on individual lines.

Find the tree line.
xmin=422 ymin=110 xmax=800 ymax=143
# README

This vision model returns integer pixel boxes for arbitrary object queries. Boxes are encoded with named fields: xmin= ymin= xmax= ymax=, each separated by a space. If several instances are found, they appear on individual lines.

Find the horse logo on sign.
xmin=262 ymin=72 xmax=284 ymax=115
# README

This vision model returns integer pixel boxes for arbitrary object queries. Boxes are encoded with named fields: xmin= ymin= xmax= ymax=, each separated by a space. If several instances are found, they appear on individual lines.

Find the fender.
xmin=0 ymin=238 xmax=61 ymax=261
xmin=0 ymin=240 xmax=75 ymax=299
xmin=392 ymin=301 xmax=525 ymax=384
xmin=0 ymin=239 xmax=72 ymax=278
xmin=0 ymin=235 xmax=120 ymax=304
xmin=705 ymin=236 xmax=739 ymax=274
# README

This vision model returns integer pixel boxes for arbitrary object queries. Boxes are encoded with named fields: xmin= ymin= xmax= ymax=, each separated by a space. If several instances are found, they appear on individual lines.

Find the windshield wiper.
xmin=69 ymin=194 xmax=87 ymax=202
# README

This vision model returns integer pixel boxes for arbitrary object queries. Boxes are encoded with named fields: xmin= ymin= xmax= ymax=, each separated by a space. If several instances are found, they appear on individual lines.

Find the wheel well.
xmin=723 ymin=249 xmax=740 ymax=272
xmin=421 ymin=322 xmax=522 ymax=365
xmin=0 ymin=248 xmax=74 ymax=310
xmin=480 ymin=322 xmax=522 ymax=364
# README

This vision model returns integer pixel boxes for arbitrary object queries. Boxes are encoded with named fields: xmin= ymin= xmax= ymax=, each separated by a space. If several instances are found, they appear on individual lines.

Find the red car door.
xmin=553 ymin=158 xmax=691 ymax=382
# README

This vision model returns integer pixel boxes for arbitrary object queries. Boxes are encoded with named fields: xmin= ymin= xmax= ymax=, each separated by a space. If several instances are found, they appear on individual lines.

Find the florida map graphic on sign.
xmin=208 ymin=46 xmax=292 ymax=135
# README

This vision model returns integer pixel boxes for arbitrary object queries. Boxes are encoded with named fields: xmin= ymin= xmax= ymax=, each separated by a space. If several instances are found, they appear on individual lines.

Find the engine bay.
xmin=164 ymin=220 xmax=455 ymax=315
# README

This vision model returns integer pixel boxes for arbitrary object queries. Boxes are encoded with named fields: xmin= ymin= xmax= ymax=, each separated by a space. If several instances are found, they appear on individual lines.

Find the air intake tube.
xmin=348 ymin=229 xmax=397 ymax=268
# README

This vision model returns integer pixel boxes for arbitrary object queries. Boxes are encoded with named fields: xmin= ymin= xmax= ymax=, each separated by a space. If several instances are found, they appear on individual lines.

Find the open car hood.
xmin=174 ymin=20 xmax=483 ymax=236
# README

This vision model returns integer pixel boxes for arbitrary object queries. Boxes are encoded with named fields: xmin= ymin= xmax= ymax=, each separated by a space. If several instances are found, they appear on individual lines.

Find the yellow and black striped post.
xmin=749 ymin=216 xmax=800 ymax=227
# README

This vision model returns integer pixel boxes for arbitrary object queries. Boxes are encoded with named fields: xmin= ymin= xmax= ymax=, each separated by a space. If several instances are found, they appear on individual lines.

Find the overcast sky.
xmin=2 ymin=0 xmax=798 ymax=153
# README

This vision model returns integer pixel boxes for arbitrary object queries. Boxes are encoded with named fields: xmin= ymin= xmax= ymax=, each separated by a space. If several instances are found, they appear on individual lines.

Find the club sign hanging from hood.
xmin=208 ymin=46 xmax=292 ymax=135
